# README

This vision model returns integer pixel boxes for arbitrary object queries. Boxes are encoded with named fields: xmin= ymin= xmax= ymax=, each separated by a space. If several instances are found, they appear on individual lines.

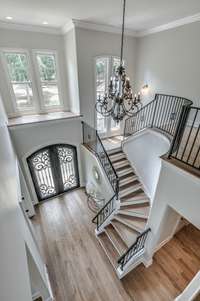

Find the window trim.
xmin=0 ymin=48 xmax=39 ymax=115
xmin=94 ymin=55 xmax=123 ymax=137
xmin=32 ymin=49 xmax=64 ymax=113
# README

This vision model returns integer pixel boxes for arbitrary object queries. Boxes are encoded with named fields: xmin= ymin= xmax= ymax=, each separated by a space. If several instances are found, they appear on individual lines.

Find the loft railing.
xmin=124 ymin=94 xmax=192 ymax=138
xmin=82 ymin=121 xmax=119 ymax=229
xmin=118 ymin=228 xmax=151 ymax=271
xmin=168 ymin=106 xmax=200 ymax=171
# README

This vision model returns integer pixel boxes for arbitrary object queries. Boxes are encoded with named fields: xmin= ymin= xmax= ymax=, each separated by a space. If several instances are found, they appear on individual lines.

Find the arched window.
xmin=95 ymin=56 xmax=122 ymax=137
xmin=27 ymin=144 xmax=79 ymax=201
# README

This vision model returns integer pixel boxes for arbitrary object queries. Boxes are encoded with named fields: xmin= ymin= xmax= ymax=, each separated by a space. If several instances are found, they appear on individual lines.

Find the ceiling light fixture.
xmin=6 ymin=16 xmax=13 ymax=20
xmin=95 ymin=0 xmax=142 ymax=123
xmin=42 ymin=21 xmax=48 ymax=25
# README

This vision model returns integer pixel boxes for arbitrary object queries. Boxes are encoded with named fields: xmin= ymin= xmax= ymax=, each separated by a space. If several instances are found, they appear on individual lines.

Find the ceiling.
xmin=1 ymin=0 xmax=200 ymax=32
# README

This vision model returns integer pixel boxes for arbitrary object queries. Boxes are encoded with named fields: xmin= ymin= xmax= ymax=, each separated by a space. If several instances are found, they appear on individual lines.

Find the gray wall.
xmin=0 ymin=93 xmax=32 ymax=301
xmin=136 ymin=21 xmax=200 ymax=106
xmin=9 ymin=118 xmax=84 ymax=205
xmin=75 ymin=27 xmax=137 ymax=127
xmin=0 ymin=28 xmax=69 ymax=115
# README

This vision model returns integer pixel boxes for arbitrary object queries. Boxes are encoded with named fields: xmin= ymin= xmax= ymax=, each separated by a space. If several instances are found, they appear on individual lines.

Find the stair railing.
xmin=124 ymin=94 xmax=192 ymax=139
xmin=168 ymin=106 xmax=200 ymax=172
xmin=82 ymin=121 xmax=119 ymax=229
xmin=118 ymin=228 xmax=151 ymax=271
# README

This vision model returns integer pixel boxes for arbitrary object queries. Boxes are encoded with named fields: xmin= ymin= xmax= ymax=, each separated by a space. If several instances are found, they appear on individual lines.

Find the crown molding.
xmin=62 ymin=19 xmax=137 ymax=36
xmin=61 ymin=20 xmax=74 ymax=34
xmin=138 ymin=13 xmax=200 ymax=37
xmin=1 ymin=11 xmax=200 ymax=38
xmin=0 ymin=20 xmax=61 ymax=35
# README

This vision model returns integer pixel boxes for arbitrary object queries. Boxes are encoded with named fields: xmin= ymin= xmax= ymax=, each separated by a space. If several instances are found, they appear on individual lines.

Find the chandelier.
xmin=95 ymin=0 xmax=142 ymax=123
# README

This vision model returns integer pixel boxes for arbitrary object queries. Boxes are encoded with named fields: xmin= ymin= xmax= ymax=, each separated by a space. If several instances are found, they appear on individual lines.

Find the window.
xmin=4 ymin=51 xmax=34 ymax=111
xmin=95 ymin=56 xmax=121 ymax=136
xmin=35 ymin=52 xmax=61 ymax=108
xmin=1 ymin=49 xmax=63 ymax=116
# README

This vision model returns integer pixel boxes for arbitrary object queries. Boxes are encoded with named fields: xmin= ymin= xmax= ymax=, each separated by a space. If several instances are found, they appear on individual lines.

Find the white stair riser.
xmin=114 ymin=217 xmax=143 ymax=233
xmin=118 ymin=210 xmax=148 ymax=219
xmin=117 ymin=168 xmax=133 ymax=177
xmin=120 ymin=199 xmax=149 ymax=206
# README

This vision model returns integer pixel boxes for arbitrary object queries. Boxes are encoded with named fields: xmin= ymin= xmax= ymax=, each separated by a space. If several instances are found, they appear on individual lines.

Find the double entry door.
xmin=27 ymin=144 xmax=79 ymax=201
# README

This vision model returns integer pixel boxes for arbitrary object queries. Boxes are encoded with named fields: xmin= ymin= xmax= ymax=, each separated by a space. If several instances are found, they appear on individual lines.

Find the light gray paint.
xmin=0 ymin=27 xmax=69 ymax=116
xmin=0 ymin=93 xmax=32 ymax=301
xmin=123 ymin=129 xmax=170 ymax=200
xmin=64 ymin=28 xmax=80 ymax=114
xmin=145 ymin=160 xmax=200 ymax=263
xmin=9 ymin=118 xmax=84 ymax=205
xmin=1 ymin=0 xmax=200 ymax=31
xmin=75 ymin=27 xmax=136 ymax=127
xmin=136 ymin=21 xmax=200 ymax=107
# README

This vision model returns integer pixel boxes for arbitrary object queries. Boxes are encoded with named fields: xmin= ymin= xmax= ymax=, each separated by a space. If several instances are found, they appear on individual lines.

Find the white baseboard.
xmin=143 ymin=257 xmax=153 ymax=268
xmin=154 ymin=235 xmax=173 ymax=253
xmin=44 ymin=265 xmax=54 ymax=301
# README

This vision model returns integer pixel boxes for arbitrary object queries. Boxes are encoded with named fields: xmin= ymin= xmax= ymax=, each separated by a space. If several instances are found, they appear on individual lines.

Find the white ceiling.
xmin=1 ymin=0 xmax=200 ymax=32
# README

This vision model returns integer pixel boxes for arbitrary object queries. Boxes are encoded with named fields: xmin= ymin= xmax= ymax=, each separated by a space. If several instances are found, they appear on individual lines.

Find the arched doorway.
xmin=27 ymin=144 xmax=79 ymax=201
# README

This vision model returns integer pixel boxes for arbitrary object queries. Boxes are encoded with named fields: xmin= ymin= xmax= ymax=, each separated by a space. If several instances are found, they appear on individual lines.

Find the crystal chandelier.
xmin=95 ymin=0 xmax=142 ymax=123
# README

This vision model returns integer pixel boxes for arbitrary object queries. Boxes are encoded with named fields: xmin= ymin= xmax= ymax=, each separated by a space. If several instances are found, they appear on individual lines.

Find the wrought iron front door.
xmin=27 ymin=144 xmax=79 ymax=201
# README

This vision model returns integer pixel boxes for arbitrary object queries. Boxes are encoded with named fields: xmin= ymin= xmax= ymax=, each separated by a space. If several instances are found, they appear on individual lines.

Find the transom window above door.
xmin=95 ymin=56 xmax=121 ymax=137
xmin=1 ymin=49 xmax=63 ymax=116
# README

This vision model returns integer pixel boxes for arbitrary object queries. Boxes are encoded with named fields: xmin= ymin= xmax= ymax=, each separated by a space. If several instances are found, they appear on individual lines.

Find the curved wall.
xmin=122 ymin=129 xmax=170 ymax=200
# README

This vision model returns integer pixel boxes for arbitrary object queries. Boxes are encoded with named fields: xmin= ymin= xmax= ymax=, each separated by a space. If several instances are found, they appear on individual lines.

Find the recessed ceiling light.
xmin=42 ymin=21 xmax=48 ymax=25
xmin=6 ymin=16 xmax=13 ymax=20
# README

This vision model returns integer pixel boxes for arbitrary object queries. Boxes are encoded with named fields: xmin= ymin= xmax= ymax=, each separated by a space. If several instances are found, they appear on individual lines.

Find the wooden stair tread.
xmin=120 ymin=189 xmax=145 ymax=201
xmin=119 ymin=205 xmax=150 ymax=218
xmin=117 ymin=167 xmax=134 ymax=177
xmin=119 ymin=175 xmax=138 ymax=187
xmin=111 ymin=220 xmax=139 ymax=247
xmin=105 ymin=224 xmax=127 ymax=255
xmin=119 ymin=183 xmax=143 ymax=198
xmin=113 ymin=159 xmax=130 ymax=169
xmin=98 ymin=232 xmax=119 ymax=269
xmin=115 ymin=215 xmax=146 ymax=232
xmin=119 ymin=179 xmax=140 ymax=191
xmin=107 ymin=148 xmax=122 ymax=156
xmin=109 ymin=153 xmax=126 ymax=162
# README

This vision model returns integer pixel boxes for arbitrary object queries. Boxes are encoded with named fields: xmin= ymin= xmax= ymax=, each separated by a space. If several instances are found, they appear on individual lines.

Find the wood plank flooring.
xmin=31 ymin=188 xmax=200 ymax=301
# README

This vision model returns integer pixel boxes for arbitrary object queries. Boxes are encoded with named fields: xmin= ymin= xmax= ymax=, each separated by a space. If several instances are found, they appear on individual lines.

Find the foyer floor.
xmin=32 ymin=188 xmax=200 ymax=301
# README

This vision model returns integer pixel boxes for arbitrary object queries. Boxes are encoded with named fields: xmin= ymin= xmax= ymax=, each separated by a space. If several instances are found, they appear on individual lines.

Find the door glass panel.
xmin=27 ymin=144 xmax=79 ymax=201
xmin=57 ymin=146 xmax=78 ymax=191
xmin=28 ymin=149 xmax=56 ymax=200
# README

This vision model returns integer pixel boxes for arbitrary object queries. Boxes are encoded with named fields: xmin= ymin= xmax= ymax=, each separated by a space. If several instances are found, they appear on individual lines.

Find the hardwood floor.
xmin=32 ymin=188 xmax=200 ymax=301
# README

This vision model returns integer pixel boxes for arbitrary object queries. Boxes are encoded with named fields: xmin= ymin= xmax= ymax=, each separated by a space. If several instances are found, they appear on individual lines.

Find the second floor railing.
xmin=124 ymin=94 xmax=192 ymax=138
xmin=168 ymin=106 xmax=200 ymax=172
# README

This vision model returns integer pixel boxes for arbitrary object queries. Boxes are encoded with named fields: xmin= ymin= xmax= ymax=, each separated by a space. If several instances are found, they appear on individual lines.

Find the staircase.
xmin=82 ymin=93 xmax=195 ymax=279
xmin=96 ymin=147 xmax=150 ymax=277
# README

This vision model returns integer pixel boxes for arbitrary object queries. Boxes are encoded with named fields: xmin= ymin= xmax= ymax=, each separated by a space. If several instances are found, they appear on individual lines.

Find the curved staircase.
xmin=97 ymin=147 xmax=151 ymax=276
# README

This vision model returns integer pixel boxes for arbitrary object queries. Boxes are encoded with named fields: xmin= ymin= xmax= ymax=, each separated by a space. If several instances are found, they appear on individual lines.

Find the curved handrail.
xmin=118 ymin=228 xmax=151 ymax=271
xmin=124 ymin=94 xmax=192 ymax=138
xmin=82 ymin=121 xmax=119 ymax=230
